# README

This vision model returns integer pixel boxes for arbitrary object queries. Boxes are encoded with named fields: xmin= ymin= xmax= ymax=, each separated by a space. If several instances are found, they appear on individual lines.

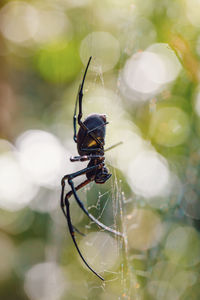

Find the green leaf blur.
xmin=0 ymin=0 xmax=200 ymax=299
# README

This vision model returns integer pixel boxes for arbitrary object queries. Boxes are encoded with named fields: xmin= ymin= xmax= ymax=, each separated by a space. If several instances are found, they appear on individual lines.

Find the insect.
xmin=60 ymin=57 xmax=123 ymax=281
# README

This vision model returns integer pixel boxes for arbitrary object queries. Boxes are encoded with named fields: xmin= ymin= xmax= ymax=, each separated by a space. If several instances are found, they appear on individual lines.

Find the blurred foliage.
xmin=1 ymin=0 xmax=200 ymax=299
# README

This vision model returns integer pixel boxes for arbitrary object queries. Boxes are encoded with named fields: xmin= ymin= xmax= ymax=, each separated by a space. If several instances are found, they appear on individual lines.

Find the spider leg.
xmin=65 ymin=194 xmax=104 ymax=281
xmin=61 ymin=163 xmax=101 ymax=184
xmin=87 ymin=122 xmax=109 ymax=134
xmin=73 ymin=225 xmax=85 ymax=237
xmin=70 ymin=154 xmax=104 ymax=162
xmin=73 ymin=57 xmax=92 ymax=142
xmin=62 ymin=178 xmax=93 ymax=224
xmin=81 ymin=147 xmax=103 ymax=153
xmin=73 ymin=84 xmax=81 ymax=143
xmin=78 ymin=56 xmax=92 ymax=125
xmin=61 ymin=173 xmax=104 ymax=280
xmin=61 ymin=164 xmax=102 ymax=215
xmin=104 ymin=141 xmax=123 ymax=152
xmin=60 ymin=163 xmax=123 ymax=279
xmin=75 ymin=57 xmax=105 ymax=148
xmin=61 ymin=163 xmax=123 ymax=236
xmin=61 ymin=164 xmax=103 ymax=235
xmin=68 ymin=178 xmax=124 ymax=237
xmin=79 ymin=121 xmax=104 ymax=148
xmin=84 ymin=122 xmax=108 ymax=148
xmin=61 ymin=178 xmax=91 ymax=236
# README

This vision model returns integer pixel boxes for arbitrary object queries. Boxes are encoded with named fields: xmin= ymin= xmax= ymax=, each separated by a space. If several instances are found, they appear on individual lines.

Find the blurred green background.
xmin=1 ymin=0 xmax=200 ymax=299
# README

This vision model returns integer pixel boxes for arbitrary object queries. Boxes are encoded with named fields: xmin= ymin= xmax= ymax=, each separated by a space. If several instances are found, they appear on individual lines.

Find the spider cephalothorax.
xmin=60 ymin=57 xmax=123 ymax=281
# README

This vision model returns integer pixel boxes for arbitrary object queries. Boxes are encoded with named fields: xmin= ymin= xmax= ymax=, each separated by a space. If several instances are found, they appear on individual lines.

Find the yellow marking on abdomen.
xmin=88 ymin=140 xmax=97 ymax=147
xmin=88 ymin=137 xmax=101 ymax=147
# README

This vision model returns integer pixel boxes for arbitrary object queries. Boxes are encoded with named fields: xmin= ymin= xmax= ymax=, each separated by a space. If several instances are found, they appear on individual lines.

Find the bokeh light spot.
xmin=80 ymin=31 xmax=120 ymax=72
xmin=24 ymin=262 xmax=66 ymax=300
xmin=185 ymin=0 xmax=200 ymax=27
xmin=33 ymin=10 xmax=71 ymax=44
xmin=149 ymin=106 xmax=190 ymax=147
xmin=0 ymin=1 xmax=38 ymax=44
xmin=150 ymin=260 xmax=198 ymax=299
xmin=16 ymin=130 xmax=66 ymax=187
xmin=80 ymin=232 xmax=119 ymax=273
xmin=127 ymin=150 xmax=170 ymax=198
xmin=147 ymin=43 xmax=181 ymax=83
xmin=0 ymin=151 xmax=37 ymax=211
xmin=120 ymin=44 xmax=181 ymax=102
xmin=122 ymin=51 xmax=163 ymax=95
xmin=126 ymin=208 xmax=164 ymax=251
xmin=164 ymin=226 xmax=200 ymax=267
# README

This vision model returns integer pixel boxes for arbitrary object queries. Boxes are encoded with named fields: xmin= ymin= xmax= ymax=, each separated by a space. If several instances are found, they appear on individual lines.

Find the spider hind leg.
xmin=65 ymin=195 xmax=104 ymax=281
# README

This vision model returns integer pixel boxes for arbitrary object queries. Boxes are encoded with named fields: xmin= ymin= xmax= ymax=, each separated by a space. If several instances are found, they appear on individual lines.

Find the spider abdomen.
xmin=77 ymin=113 xmax=107 ymax=156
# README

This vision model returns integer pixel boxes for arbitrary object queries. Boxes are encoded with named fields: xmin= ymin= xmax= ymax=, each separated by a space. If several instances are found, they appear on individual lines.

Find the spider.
xmin=60 ymin=57 xmax=123 ymax=281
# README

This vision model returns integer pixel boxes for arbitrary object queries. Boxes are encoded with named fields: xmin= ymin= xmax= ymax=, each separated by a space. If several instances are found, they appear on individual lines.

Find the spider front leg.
xmin=73 ymin=57 xmax=92 ymax=143
xmin=77 ymin=56 xmax=92 ymax=125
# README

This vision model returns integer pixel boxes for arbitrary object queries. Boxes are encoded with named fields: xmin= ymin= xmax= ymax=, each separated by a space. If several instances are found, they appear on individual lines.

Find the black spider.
xmin=60 ymin=57 xmax=123 ymax=281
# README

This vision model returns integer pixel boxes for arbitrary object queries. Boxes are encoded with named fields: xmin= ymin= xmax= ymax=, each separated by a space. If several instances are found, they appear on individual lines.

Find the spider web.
xmin=70 ymin=49 xmax=142 ymax=298
xmin=72 ymin=162 xmax=140 ymax=299
xmin=58 ymin=21 xmax=147 ymax=297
